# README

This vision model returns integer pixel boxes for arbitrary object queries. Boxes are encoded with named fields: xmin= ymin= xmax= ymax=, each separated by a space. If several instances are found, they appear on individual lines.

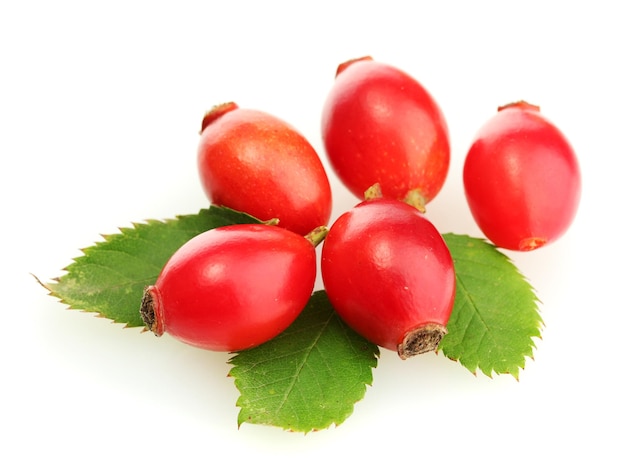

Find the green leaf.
xmin=43 ymin=206 xmax=261 ymax=327
xmin=228 ymin=290 xmax=379 ymax=433
xmin=439 ymin=233 xmax=543 ymax=379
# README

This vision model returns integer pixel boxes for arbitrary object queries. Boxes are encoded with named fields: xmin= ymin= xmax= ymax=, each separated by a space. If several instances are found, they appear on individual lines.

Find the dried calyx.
xmin=140 ymin=285 xmax=162 ymax=336
xmin=398 ymin=323 xmax=448 ymax=359
xmin=364 ymin=182 xmax=427 ymax=213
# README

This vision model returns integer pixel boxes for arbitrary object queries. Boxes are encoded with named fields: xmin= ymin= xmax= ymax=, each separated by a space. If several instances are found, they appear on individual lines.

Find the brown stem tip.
xmin=497 ymin=100 xmax=540 ymax=113
xmin=397 ymin=323 xmax=448 ymax=360
xmin=336 ymin=56 xmax=374 ymax=77
xmin=200 ymin=101 xmax=239 ymax=134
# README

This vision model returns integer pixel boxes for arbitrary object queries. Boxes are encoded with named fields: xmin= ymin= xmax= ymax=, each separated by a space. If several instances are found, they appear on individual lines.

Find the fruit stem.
xmin=304 ymin=225 xmax=329 ymax=248
xmin=397 ymin=323 xmax=448 ymax=359
xmin=200 ymin=102 xmax=239 ymax=134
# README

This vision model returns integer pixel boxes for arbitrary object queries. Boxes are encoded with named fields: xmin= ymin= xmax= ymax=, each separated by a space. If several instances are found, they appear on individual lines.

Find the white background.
xmin=2 ymin=1 xmax=624 ymax=468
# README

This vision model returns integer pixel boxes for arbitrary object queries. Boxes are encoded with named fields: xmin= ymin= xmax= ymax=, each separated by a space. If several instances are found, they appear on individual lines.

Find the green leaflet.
xmin=229 ymin=290 xmax=380 ymax=433
xmin=43 ymin=206 xmax=261 ymax=327
xmin=440 ymin=233 xmax=543 ymax=379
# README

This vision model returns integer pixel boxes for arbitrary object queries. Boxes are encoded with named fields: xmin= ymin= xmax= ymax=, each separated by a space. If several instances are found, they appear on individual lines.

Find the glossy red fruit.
xmin=140 ymin=224 xmax=326 ymax=352
xmin=321 ymin=56 xmax=450 ymax=211
xmin=197 ymin=102 xmax=332 ymax=236
xmin=463 ymin=101 xmax=582 ymax=251
xmin=321 ymin=192 xmax=455 ymax=358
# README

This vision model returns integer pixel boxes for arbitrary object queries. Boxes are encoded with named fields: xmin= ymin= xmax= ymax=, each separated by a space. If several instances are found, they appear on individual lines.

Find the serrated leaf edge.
xmin=228 ymin=292 xmax=379 ymax=433
xmin=440 ymin=233 xmax=544 ymax=380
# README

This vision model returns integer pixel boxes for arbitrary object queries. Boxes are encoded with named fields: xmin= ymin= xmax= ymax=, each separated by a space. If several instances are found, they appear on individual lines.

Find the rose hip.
xmin=321 ymin=56 xmax=450 ymax=211
xmin=463 ymin=101 xmax=582 ymax=251
xmin=321 ymin=189 xmax=455 ymax=358
xmin=198 ymin=102 xmax=332 ymax=236
xmin=141 ymin=224 xmax=326 ymax=352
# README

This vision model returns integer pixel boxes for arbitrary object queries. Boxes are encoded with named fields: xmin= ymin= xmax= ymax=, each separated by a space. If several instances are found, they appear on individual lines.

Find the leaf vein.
xmin=273 ymin=314 xmax=334 ymax=416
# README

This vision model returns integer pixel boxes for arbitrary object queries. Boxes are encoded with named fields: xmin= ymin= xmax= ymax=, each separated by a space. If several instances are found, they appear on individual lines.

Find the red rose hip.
xmin=140 ymin=224 xmax=326 ymax=352
xmin=463 ymin=101 xmax=582 ymax=251
xmin=321 ymin=192 xmax=455 ymax=358
xmin=321 ymin=56 xmax=450 ymax=211
xmin=197 ymin=102 xmax=332 ymax=236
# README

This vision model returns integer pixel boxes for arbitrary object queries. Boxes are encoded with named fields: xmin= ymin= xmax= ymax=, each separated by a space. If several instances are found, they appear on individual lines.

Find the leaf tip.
xmin=509 ymin=369 xmax=521 ymax=381
xmin=31 ymin=273 xmax=51 ymax=291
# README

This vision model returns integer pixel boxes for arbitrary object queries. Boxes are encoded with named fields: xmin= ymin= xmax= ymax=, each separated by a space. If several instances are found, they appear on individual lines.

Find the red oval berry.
xmin=321 ymin=195 xmax=455 ymax=358
xmin=197 ymin=102 xmax=333 ymax=236
xmin=463 ymin=101 xmax=582 ymax=251
xmin=321 ymin=56 xmax=450 ymax=211
xmin=140 ymin=224 xmax=324 ymax=352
